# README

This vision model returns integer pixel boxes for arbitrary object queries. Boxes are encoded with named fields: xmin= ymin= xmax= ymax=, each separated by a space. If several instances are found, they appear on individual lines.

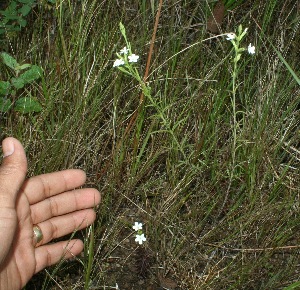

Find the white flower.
xmin=248 ymin=43 xmax=255 ymax=54
xmin=120 ymin=46 xmax=129 ymax=55
xmin=128 ymin=54 xmax=139 ymax=63
xmin=113 ymin=59 xmax=125 ymax=67
xmin=226 ymin=33 xmax=236 ymax=40
xmin=133 ymin=222 xmax=143 ymax=231
xmin=135 ymin=233 xmax=146 ymax=245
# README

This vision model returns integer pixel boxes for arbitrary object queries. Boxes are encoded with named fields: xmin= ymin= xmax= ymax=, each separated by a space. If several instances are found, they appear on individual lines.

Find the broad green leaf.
xmin=18 ymin=4 xmax=31 ymax=16
xmin=14 ymin=97 xmax=42 ymax=113
xmin=11 ymin=77 xmax=25 ymax=89
xmin=8 ymin=1 xmax=17 ymax=10
xmin=18 ymin=0 xmax=36 ymax=4
xmin=1 ymin=52 xmax=19 ymax=70
xmin=0 ymin=81 xmax=11 ymax=95
xmin=0 ymin=24 xmax=21 ymax=32
xmin=11 ymin=26 xmax=21 ymax=32
xmin=1 ymin=1 xmax=18 ymax=18
xmin=0 ymin=97 xmax=12 ymax=112
xmin=18 ymin=17 xmax=27 ymax=27
xmin=0 ymin=19 xmax=9 ymax=25
xmin=1 ymin=13 xmax=19 ymax=20
xmin=19 ymin=65 xmax=43 ymax=83
xmin=1 ymin=2 xmax=18 ymax=17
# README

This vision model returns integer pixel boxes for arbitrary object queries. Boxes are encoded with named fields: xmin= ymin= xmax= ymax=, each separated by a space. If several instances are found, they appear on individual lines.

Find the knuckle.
xmin=46 ymin=249 xmax=52 ymax=266
xmin=50 ymin=221 xmax=59 ymax=239
xmin=49 ymin=197 xmax=59 ymax=216
xmin=37 ymin=176 xmax=51 ymax=198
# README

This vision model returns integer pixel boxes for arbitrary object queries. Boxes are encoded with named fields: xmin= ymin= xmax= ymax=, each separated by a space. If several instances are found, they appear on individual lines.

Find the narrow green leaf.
xmin=14 ymin=97 xmax=42 ymax=113
xmin=117 ymin=66 xmax=132 ymax=76
xmin=238 ymin=24 xmax=242 ymax=35
xmin=272 ymin=45 xmax=300 ymax=85
xmin=261 ymin=30 xmax=300 ymax=85
xmin=119 ymin=22 xmax=126 ymax=39
xmin=15 ymin=63 xmax=31 ymax=71
xmin=119 ymin=22 xmax=131 ymax=51
xmin=282 ymin=281 xmax=300 ymax=290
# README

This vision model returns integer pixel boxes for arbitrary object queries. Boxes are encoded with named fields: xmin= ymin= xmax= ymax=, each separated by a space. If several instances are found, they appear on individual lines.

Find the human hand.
xmin=0 ymin=137 xmax=101 ymax=289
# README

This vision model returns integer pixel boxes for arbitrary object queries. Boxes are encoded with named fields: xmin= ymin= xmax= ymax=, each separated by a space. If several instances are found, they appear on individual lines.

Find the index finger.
xmin=22 ymin=169 xmax=87 ymax=204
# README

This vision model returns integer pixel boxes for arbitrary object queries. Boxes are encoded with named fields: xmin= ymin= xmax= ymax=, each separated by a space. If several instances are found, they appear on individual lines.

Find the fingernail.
xmin=2 ymin=138 xmax=15 ymax=158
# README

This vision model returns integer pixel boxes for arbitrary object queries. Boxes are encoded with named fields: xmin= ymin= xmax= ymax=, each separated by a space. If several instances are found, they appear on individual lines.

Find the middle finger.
xmin=30 ymin=188 xmax=100 ymax=224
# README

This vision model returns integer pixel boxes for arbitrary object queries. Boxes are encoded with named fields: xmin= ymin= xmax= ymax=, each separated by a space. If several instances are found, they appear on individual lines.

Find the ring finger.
xmin=34 ymin=209 xmax=96 ymax=246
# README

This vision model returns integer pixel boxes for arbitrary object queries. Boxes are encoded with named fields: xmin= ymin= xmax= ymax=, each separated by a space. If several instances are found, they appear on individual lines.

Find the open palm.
xmin=0 ymin=138 xmax=100 ymax=289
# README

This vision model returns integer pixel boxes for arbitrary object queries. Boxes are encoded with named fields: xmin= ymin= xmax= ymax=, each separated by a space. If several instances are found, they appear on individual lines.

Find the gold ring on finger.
xmin=33 ymin=225 xmax=43 ymax=247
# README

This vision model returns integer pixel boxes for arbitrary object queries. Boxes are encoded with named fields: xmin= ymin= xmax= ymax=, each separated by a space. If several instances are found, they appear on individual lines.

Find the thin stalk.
xmin=58 ymin=0 xmax=72 ymax=80
xmin=84 ymin=224 xmax=94 ymax=290
xmin=219 ymin=30 xmax=244 ymax=215
xmin=124 ymin=0 xmax=163 ymax=137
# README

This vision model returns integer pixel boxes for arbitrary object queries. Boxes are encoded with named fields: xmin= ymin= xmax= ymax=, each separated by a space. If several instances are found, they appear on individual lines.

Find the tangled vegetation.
xmin=0 ymin=0 xmax=299 ymax=289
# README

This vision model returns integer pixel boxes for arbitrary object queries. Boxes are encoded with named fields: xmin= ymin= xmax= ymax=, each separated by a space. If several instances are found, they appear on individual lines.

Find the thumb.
xmin=0 ymin=137 xmax=27 ymax=264
xmin=0 ymin=137 xmax=27 ymax=207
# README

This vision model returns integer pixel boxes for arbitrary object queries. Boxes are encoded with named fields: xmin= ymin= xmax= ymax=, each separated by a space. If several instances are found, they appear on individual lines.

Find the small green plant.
xmin=0 ymin=0 xmax=37 ymax=34
xmin=112 ymin=23 xmax=144 ymax=87
xmin=113 ymin=22 xmax=187 ymax=165
xmin=0 ymin=52 xmax=43 ymax=113
xmin=221 ymin=25 xmax=255 ymax=209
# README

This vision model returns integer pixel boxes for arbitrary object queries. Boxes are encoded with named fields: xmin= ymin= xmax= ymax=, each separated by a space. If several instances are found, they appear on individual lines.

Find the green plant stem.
xmin=84 ymin=224 xmax=94 ymax=290
xmin=220 ymin=37 xmax=240 ymax=215
xmin=58 ymin=0 xmax=72 ymax=80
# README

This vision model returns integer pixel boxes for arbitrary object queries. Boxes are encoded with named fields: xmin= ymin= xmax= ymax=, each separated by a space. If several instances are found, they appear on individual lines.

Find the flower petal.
xmin=113 ymin=59 xmax=125 ymax=67
xmin=226 ymin=33 xmax=236 ymax=40
xmin=135 ymin=233 xmax=146 ymax=244
xmin=120 ymin=46 xmax=129 ymax=55
xmin=133 ymin=222 xmax=143 ymax=231
xmin=248 ymin=43 xmax=255 ymax=54
xmin=128 ymin=54 xmax=139 ymax=63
